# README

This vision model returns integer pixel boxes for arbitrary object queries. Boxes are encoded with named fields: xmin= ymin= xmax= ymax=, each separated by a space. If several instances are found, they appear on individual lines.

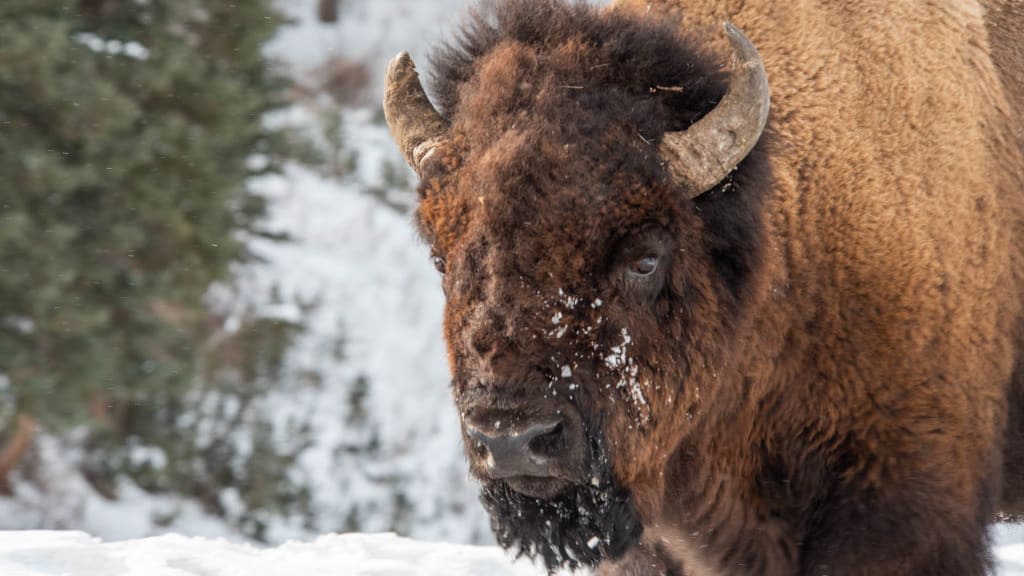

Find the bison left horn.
xmin=383 ymin=52 xmax=450 ymax=174
xmin=661 ymin=22 xmax=771 ymax=197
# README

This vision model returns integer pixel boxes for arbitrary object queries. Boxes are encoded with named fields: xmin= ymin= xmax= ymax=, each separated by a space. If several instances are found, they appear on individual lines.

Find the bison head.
xmin=384 ymin=0 xmax=770 ymax=570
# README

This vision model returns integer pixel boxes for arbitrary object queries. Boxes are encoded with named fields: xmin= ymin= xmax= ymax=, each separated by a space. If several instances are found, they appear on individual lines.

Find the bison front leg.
xmin=796 ymin=476 xmax=996 ymax=576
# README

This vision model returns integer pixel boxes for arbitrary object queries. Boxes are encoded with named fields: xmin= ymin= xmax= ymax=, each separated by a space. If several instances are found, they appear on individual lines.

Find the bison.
xmin=382 ymin=0 xmax=1024 ymax=574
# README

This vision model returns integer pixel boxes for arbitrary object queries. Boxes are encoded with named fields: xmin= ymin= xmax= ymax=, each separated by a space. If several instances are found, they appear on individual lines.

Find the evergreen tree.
xmin=0 ymin=0 xmax=309 ymax=536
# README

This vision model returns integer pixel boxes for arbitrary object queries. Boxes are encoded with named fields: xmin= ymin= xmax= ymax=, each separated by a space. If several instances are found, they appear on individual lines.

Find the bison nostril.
xmin=472 ymin=438 xmax=488 ymax=458
xmin=527 ymin=422 xmax=565 ymax=458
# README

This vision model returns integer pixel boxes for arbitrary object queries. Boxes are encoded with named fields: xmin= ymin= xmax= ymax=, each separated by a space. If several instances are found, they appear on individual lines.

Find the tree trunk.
xmin=318 ymin=0 xmax=340 ymax=23
xmin=79 ymin=0 xmax=111 ymax=18
xmin=0 ymin=414 xmax=37 ymax=495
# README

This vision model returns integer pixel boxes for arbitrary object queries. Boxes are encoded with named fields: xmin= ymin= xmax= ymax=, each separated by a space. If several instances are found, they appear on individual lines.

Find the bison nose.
xmin=466 ymin=418 xmax=568 ymax=479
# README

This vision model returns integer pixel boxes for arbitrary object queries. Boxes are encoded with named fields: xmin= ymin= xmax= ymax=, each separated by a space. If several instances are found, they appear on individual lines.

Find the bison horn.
xmin=383 ymin=51 xmax=450 ymax=173
xmin=661 ymin=22 xmax=770 ymax=197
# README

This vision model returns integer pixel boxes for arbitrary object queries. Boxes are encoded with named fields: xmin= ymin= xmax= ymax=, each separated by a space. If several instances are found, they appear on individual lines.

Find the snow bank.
xmin=0 ymin=532 xmax=546 ymax=576
xmin=0 ymin=437 xmax=244 ymax=541
xmin=1 ymin=528 xmax=1024 ymax=576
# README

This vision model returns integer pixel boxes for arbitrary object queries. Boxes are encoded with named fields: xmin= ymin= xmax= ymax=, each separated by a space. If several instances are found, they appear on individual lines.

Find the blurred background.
xmin=0 ymin=0 xmax=502 ymax=545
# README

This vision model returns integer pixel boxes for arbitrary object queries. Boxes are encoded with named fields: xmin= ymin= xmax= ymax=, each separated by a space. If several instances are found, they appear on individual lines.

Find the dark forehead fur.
xmin=429 ymin=0 xmax=725 ymax=135
xmin=429 ymin=0 xmax=725 ymax=124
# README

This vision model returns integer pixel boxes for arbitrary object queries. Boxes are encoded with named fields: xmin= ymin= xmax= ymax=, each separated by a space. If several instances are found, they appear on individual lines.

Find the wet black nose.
xmin=466 ymin=418 xmax=568 ymax=479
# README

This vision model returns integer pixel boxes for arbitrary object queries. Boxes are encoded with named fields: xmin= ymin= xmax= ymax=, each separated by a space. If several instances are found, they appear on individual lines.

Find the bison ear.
xmin=660 ymin=22 xmax=770 ymax=198
xmin=383 ymin=52 xmax=451 ymax=175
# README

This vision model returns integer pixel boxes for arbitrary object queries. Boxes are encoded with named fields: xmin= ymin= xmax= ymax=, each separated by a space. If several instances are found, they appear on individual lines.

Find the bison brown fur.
xmin=384 ymin=0 xmax=1024 ymax=574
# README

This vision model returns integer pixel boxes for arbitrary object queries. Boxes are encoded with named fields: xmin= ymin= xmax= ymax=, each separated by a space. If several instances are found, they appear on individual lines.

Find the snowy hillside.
xmin=226 ymin=0 xmax=489 ymax=543
xmin=2 ymin=528 xmax=1024 ymax=576
xmin=0 ymin=0 xmax=490 ymax=544
xmin=268 ymin=0 xmax=479 ymax=100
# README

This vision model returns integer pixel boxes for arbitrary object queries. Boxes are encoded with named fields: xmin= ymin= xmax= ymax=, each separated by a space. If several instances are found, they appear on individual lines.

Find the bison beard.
xmin=479 ymin=437 xmax=643 ymax=572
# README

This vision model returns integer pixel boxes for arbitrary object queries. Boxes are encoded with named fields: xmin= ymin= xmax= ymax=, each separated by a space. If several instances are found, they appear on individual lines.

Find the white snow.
xmin=1 ymin=528 xmax=1024 ymax=576
xmin=0 ymin=437 xmax=245 ymax=542
xmin=0 ymin=532 xmax=546 ymax=576
xmin=74 ymin=33 xmax=150 ymax=60
xmin=226 ymin=153 xmax=492 ymax=543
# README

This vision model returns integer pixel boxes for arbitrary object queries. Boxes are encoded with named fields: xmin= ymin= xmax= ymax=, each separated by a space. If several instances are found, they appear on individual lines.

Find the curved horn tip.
xmin=721 ymin=22 xmax=758 ymax=59
xmin=385 ymin=51 xmax=415 ymax=84
xmin=383 ymin=50 xmax=450 ymax=174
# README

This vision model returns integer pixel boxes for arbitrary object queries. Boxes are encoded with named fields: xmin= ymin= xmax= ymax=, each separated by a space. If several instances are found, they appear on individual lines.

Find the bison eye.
xmin=614 ymin=228 xmax=672 ymax=302
xmin=628 ymin=255 xmax=659 ymax=278
xmin=432 ymin=255 xmax=447 ymax=275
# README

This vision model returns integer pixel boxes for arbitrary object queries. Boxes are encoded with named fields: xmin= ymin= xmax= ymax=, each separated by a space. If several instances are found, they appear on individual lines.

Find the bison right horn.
xmin=383 ymin=51 xmax=450 ymax=174
xmin=660 ymin=22 xmax=771 ymax=198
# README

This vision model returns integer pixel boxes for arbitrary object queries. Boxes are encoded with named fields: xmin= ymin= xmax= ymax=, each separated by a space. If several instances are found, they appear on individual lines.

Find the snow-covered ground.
xmin=0 ymin=532 xmax=544 ymax=576
xmin=2 ymin=527 xmax=1024 ymax=576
